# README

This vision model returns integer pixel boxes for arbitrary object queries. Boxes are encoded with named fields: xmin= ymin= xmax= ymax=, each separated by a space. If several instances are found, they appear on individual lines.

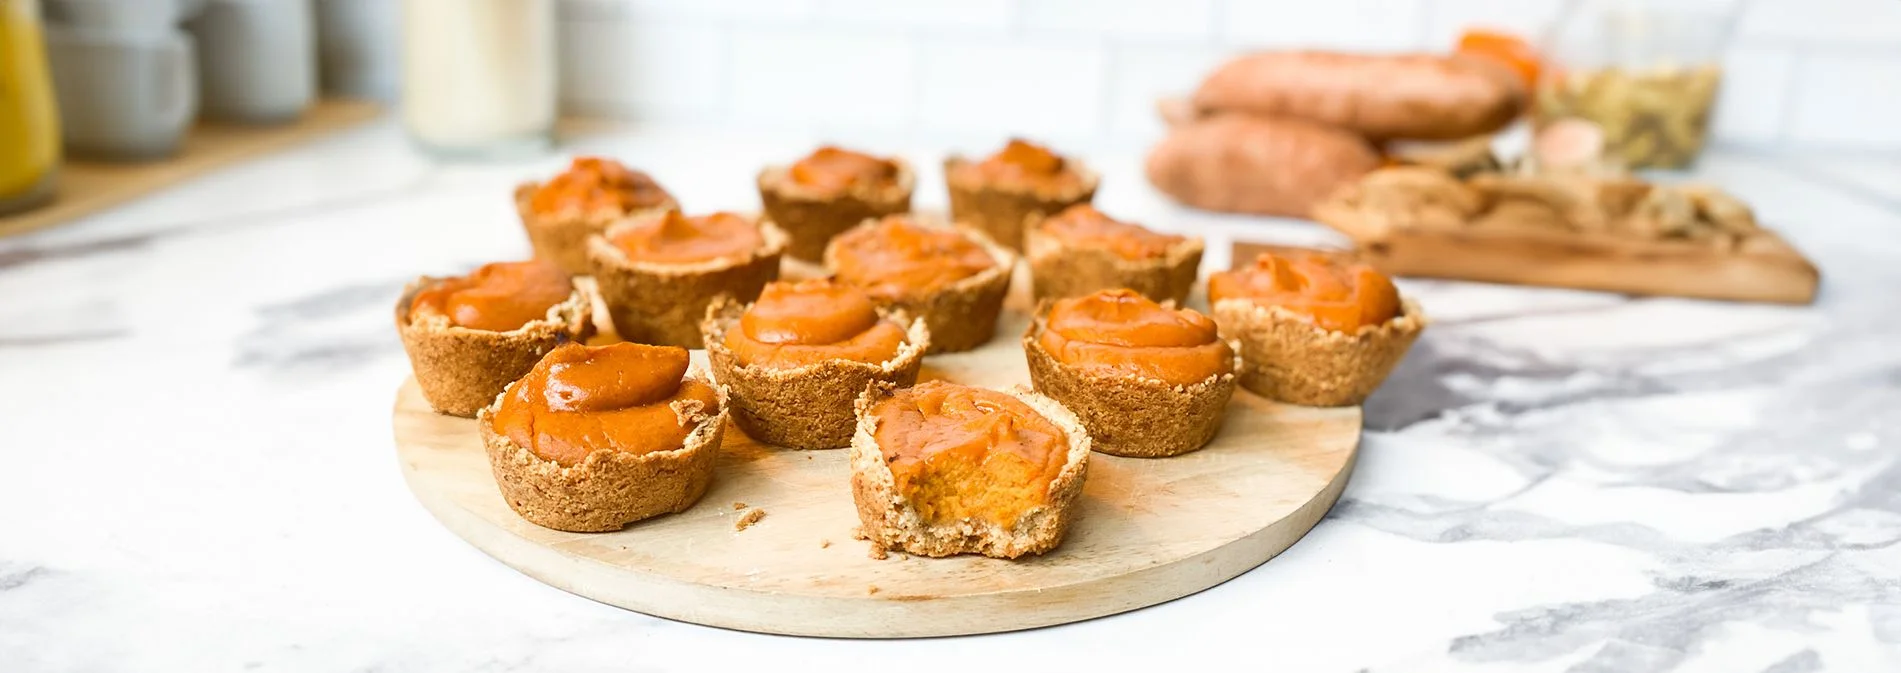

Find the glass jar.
xmin=0 ymin=0 xmax=61 ymax=215
xmin=1534 ymin=0 xmax=1740 ymax=170
xmin=400 ymin=0 xmax=555 ymax=160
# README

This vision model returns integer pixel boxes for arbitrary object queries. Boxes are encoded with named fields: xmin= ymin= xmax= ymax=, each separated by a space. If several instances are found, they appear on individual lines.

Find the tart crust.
xmin=477 ymin=376 xmax=728 ymax=533
xmin=821 ymin=219 xmax=1016 ymax=354
xmin=513 ymin=182 xmax=678 ymax=275
xmin=587 ymin=213 xmax=789 ymax=348
xmin=1214 ymin=297 xmax=1426 ymax=407
xmin=756 ymin=160 xmax=916 ymax=262
xmin=394 ymin=277 xmax=596 ymax=418
xmin=944 ymin=156 xmax=1100 ymax=252
xmin=1022 ymin=303 xmax=1237 ymax=458
xmin=1024 ymin=216 xmax=1204 ymax=305
xmin=849 ymin=382 xmax=1092 ymax=559
xmin=700 ymin=296 xmax=931 ymax=450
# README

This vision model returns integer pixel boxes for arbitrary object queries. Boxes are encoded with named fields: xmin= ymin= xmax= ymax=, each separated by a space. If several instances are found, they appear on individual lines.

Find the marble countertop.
xmin=3 ymin=120 xmax=1898 ymax=672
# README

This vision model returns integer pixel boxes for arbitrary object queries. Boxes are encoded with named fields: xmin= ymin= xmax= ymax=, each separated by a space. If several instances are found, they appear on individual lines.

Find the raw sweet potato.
xmin=1192 ymin=51 xmax=1525 ymax=141
xmin=1145 ymin=114 xmax=1380 ymax=217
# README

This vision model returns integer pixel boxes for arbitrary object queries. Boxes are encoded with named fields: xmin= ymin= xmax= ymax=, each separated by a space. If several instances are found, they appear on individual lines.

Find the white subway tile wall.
xmin=538 ymin=0 xmax=1901 ymax=150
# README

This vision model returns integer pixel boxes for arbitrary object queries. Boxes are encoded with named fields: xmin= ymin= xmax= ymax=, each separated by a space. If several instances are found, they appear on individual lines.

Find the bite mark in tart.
xmin=758 ymin=146 xmax=914 ymax=262
xmin=479 ymin=342 xmax=728 ymax=533
xmin=1025 ymin=204 xmax=1204 ymax=305
xmin=1208 ymin=248 xmax=1425 ymax=407
xmin=823 ymin=214 xmax=1013 ymax=354
xmin=396 ymin=259 xmax=595 ymax=417
xmin=701 ymin=278 xmax=930 ymax=450
xmin=850 ymin=380 xmax=1091 ymax=559
xmin=587 ymin=209 xmax=787 ymax=348
xmin=515 ymin=156 xmax=678 ymax=274
xmin=945 ymin=138 xmax=1099 ymax=251
xmin=1024 ymin=289 xmax=1236 ymax=457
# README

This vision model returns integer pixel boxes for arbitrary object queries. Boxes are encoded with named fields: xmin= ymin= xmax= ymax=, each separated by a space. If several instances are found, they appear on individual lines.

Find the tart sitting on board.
xmin=945 ymin=138 xmax=1099 ymax=251
xmin=757 ymin=146 xmax=915 ymax=262
xmin=479 ymin=342 xmax=729 ymax=533
xmin=396 ymin=259 xmax=595 ymax=417
xmin=824 ymin=214 xmax=1014 ymax=354
xmin=587 ymin=209 xmax=788 ymax=348
xmin=515 ymin=156 xmax=678 ymax=274
xmin=1024 ymin=204 xmax=1203 ymax=305
xmin=701 ymin=278 xmax=931 ymax=450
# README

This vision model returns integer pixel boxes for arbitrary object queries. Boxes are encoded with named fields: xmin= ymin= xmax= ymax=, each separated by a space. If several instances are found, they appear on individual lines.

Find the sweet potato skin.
xmin=1191 ymin=51 xmax=1525 ymax=141
xmin=1145 ymin=114 xmax=1381 ymax=217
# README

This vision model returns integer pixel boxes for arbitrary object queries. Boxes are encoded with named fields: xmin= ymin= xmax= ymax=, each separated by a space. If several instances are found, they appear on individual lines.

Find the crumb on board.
xmin=867 ymin=585 xmax=880 ymax=596
xmin=734 ymin=508 xmax=766 ymax=531
xmin=731 ymin=502 xmax=748 ymax=510
xmin=867 ymin=545 xmax=888 ymax=560
xmin=819 ymin=539 xmax=832 ymax=549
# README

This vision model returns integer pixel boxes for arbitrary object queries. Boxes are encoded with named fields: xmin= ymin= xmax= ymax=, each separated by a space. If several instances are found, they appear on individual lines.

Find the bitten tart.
xmin=701 ymin=279 xmax=930 ymax=450
xmin=396 ymin=259 xmax=595 ymax=417
xmin=1024 ymin=289 xmax=1236 ymax=458
xmin=851 ymin=380 xmax=1091 ymax=559
xmin=1209 ymin=248 xmax=1425 ymax=407
xmin=823 ymin=214 xmax=1013 ymax=354
xmin=515 ymin=156 xmax=678 ymax=274
xmin=757 ymin=146 xmax=915 ymax=262
xmin=587 ymin=209 xmax=788 ymax=348
xmin=945 ymin=138 xmax=1100 ymax=251
xmin=478 ymin=342 xmax=728 ymax=533
xmin=1025 ymin=204 xmax=1203 ymax=304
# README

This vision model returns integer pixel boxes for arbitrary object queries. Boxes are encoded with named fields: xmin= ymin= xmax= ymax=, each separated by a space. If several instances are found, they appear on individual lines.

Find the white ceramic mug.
xmin=43 ymin=25 xmax=199 ymax=160
xmin=186 ymin=0 xmax=316 ymax=124
xmin=40 ymin=0 xmax=195 ymax=35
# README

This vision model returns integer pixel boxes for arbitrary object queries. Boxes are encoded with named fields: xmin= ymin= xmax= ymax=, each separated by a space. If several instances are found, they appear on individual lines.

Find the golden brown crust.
xmin=848 ymin=382 xmax=1091 ymax=559
xmin=821 ymin=219 xmax=1016 ymax=354
xmin=1021 ymin=305 xmax=1236 ymax=458
xmin=586 ymin=213 xmax=789 ymax=348
xmin=1023 ymin=217 xmax=1204 ymax=305
xmin=1214 ymin=297 xmax=1426 ymax=407
xmin=943 ymin=157 xmax=1099 ymax=252
xmin=394 ymin=277 xmax=596 ymax=418
xmin=700 ymin=297 xmax=931 ymax=450
xmin=476 ymin=376 xmax=728 ymax=533
xmin=756 ymin=160 xmax=916 ymax=262
xmin=514 ymin=183 xmax=679 ymax=275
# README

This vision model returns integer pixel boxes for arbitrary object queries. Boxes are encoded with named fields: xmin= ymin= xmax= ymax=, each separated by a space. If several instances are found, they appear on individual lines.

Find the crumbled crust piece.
xmin=734 ymin=508 xmax=766 ymax=531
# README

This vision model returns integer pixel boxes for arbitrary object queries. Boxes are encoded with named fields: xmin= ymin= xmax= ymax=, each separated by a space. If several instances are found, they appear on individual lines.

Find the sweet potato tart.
xmin=587 ymin=209 xmax=788 ymax=348
xmin=757 ymin=146 xmax=915 ymax=262
xmin=478 ymin=342 xmax=728 ymax=533
xmin=945 ymin=138 xmax=1099 ymax=251
xmin=823 ymin=214 xmax=1014 ymax=354
xmin=396 ymin=260 xmax=595 ymax=417
xmin=1209 ymin=248 xmax=1425 ymax=407
xmin=1024 ymin=289 xmax=1236 ymax=457
xmin=515 ymin=156 xmax=678 ymax=274
xmin=701 ymin=279 xmax=930 ymax=450
xmin=1025 ymin=204 xmax=1203 ymax=304
xmin=851 ymin=380 xmax=1091 ymax=559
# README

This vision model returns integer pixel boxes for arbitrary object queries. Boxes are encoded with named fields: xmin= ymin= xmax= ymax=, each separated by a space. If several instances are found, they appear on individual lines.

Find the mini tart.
xmin=1213 ymin=297 xmax=1426 ymax=407
xmin=514 ymin=167 xmax=679 ymax=276
xmin=821 ymin=219 xmax=1016 ymax=354
xmin=1022 ymin=301 xmax=1237 ymax=458
xmin=944 ymin=155 xmax=1100 ymax=253
xmin=701 ymin=295 xmax=930 ymax=450
xmin=756 ymin=156 xmax=916 ymax=262
xmin=1024 ymin=211 xmax=1204 ymax=305
xmin=586 ymin=212 xmax=789 ymax=348
xmin=850 ymin=381 xmax=1092 ymax=559
xmin=394 ymin=276 xmax=594 ymax=418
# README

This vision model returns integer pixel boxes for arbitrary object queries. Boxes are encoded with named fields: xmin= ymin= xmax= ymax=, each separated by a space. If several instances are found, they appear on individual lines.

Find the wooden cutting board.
xmin=391 ymin=281 xmax=1362 ymax=638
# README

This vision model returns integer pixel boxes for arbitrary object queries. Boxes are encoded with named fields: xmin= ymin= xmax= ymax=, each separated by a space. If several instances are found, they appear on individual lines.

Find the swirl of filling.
xmin=610 ymin=210 xmax=764 ymax=265
xmin=871 ymin=381 xmax=1069 ymax=526
xmin=828 ymin=216 xmax=997 ymax=302
xmin=409 ymin=260 xmax=572 ymax=332
xmin=723 ymin=279 xmax=909 ymax=368
xmin=490 ymin=343 xmax=722 ymax=466
xmin=787 ymin=146 xmax=900 ymax=197
xmin=1037 ymin=289 xmax=1232 ymax=386
xmin=1208 ymin=251 xmax=1401 ymax=332
xmin=1037 ymin=205 xmax=1182 ymax=261
xmin=528 ymin=156 xmax=673 ymax=215
xmin=952 ymin=138 xmax=1085 ymax=193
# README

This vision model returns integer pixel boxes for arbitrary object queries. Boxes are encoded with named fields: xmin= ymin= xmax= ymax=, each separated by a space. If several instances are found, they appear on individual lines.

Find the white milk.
xmin=400 ymin=0 xmax=554 ymax=157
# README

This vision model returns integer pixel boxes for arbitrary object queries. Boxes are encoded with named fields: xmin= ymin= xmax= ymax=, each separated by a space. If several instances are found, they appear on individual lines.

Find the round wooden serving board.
xmin=393 ymin=304 xmax=1362 ymax=638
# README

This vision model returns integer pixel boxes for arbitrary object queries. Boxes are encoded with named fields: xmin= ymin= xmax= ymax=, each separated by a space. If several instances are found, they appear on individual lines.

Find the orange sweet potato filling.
xmin=1038 ymin=204 xmax=1181 ymax=261
xmin=787 ymin=146 xmax=900 ymax=197
xmin=724 ymin=279 xmax=908 ymax=368
xmin=872 ymin=381 xmax=1069 ymax=527
xmin=528 ymin=156 xmax=672 ymax=215
xmin=829 ymin=215 xmax=996 ymax=302
xmin=610 ymin=210 xmax=763 ymax=265
xmin=1038 ymin=289 xmax=1231 ymax=386
xmin=409 ymin=260 xmax=572 ymax=332
xmin=1208 ymin=251 xmax=1402 ymax=332
xmin=954 ymin=138 xmax=1085 ymax=192
xmin=490 ymin=343 xmax=720 ymax=466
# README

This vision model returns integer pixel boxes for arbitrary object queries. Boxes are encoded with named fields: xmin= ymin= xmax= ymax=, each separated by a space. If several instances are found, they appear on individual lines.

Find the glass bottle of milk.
xmin=400 ymin=0 xmax=554 ymax=159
